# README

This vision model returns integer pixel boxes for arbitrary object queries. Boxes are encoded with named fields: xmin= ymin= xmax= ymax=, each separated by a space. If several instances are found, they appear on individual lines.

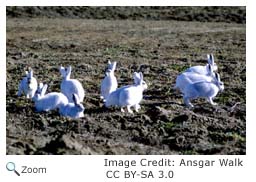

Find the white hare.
xmin=104 ymin=72 xmax=143 ymax=110
xmin=60 ymin=66 xmax=85 ymax=103
xmin=105 ymin=72 xmax=148 ymax=113
xmin=17 ymin=68 xmax=38 ymax=99
xmin=59 ymin=93 xmax=85 ymax=119
xmin=33 ymin=83 xmax=69 ymax=112
xmin=175 ymin=64 xmax=215 ymax=93
xmin=186 ymin=54 xmax=217 ymax=75
xmin=183 ymin=72 xmax=224 ymax=108
xmin=100 ymin=61 xmax=118 ymax=102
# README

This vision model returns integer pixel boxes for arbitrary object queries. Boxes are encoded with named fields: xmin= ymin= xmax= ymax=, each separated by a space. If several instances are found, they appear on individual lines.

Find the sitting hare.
xmin=17 ymin=68 xmax=38 ymax=99
xmin=100 ymin=61 xmax=118 ymax=102
xmin=60 ymin=65 xmax=85 ymax=103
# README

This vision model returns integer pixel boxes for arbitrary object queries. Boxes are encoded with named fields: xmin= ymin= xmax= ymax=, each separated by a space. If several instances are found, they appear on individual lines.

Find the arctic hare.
xmin=105 ymin=72 xmax=148 ymax=113
xmin=100 ymin=61 xmax=118 ymax=102
xmin=33 ymin=83 xmax=68 ymax=112
xmin=183 ymin=72 xmax=224 ymax=108
xmin=60 ymin=65 xmax=85 ymax=103
xmin=175 ymin=65 xmax=215 ymax=93
xmin=59 ymin=93 xmax=85 ymax=119
xmin=17 ymin=68 xmax=38 ymax=99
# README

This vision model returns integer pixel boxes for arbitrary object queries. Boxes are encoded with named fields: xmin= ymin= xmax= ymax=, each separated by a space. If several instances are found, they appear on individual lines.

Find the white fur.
xmin=60 ymin=66 xmax=85 ymax=103
xmin=207 ymin=54 xmax=218 ymax=71
xmin=133 ymin=72 xmax=141 ymax=85
xmin=105 ymin=72 xmax=147 ymax=113
xmin=183 ymin=73 xmax=224 ymax=107
xmin=33 ymin=83 xmax=69 ymax=112
xmin=17 ymin=69 xmax=38 ymax=99
xmin=59 ymin=93 xmax=85 ymax=119
xmin=185 ymin=54 xmax=217 ymax=75
xmin=100 ymin=61 xmax=118 ymax=101
xmin=104 ymin=72 xmax=141 ymax=107
xmin=175 ymin=71 xmax=215 ymax=93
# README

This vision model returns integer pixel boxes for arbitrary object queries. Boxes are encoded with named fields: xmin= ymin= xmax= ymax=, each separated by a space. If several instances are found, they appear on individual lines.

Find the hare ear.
xmin=39 ymin=82 xmax=43 ymax=88
xmin=72 ymin=94 xmax=79 ymax=105
xmin=139 ymin=72 xmax=143 ymax=80
xmin=133 ymin=72 xmax=138 ymax=78
xmin=207 ymin=54 xmax=210 ymax=61
xmin=37 ymin=82 xmax=44 ymax=91
xmin=59 ymin=66 xmax=66 ymax=76
xmin=67 ymin=66 xmax=72 ymax=74
xmin=217 ymin=73 xmax=221 ymax=82
xmin=207 ymin=54 xmax=212 ymax=65
xmin=41 ymin=84 xmax=48 ymax=96
xmin=208 ymin=64 xmax=213 ymax=73
xmin=112 ymin=61 xmax=117 ymax=70
xmin=210 ymin=54 xmax=214 ymax=65
xmin=214 ymin=73 xmax=220 ymax=82
xmin=208 ymin=54 xmax=214 ymax=65
xmin=29 ymin=69 xmax=33 ymax=78
xmin=59 ymin=66 xmax=64 ymax=72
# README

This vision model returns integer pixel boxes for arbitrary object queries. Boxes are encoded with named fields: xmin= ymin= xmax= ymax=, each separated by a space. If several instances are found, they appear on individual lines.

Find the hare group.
xmin=175 ymin=54 xmax=224 ymax=107
xmin=18 ymin=66 xmax=85 ymax=119
xmin=17 ymin=62 xmax=149 ymax=118
xmin=100 ymin=60 xmax=148 ymax=113
xmin=17 ymin=53 xmax=224 ymax=118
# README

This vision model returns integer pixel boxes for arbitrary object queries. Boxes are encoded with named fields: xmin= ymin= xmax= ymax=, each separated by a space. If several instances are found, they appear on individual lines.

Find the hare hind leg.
xmin=127 ymin=105 xmax=133 ymax=114
xmin=183 ymin=96 xmax=194 ymax=108
xmin=134 ymin=104 xmax=141 ymax=112
xmin=207 ymin=97 xmax=217 ymax=106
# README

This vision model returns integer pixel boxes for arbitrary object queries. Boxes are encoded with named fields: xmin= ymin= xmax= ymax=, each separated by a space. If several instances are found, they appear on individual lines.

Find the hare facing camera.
xmin=100 ymin=61 xmax=118 ymax=102
xmin=17 ymin=68 xmax=38 ymax=99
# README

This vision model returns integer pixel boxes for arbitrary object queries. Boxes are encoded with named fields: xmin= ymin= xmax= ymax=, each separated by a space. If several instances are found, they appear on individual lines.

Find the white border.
xmin=1 ymin=1 xmax=254 ymax=182
xmin=5 ymin=0 xmax=246 ymax=6
xmin=0 ymin=5 xmax=6 ymax=156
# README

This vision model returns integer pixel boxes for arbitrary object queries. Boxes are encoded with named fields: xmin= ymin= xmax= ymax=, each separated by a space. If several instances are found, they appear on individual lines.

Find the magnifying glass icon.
xmin=6 ymin=162 xmax=20 ymax=176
